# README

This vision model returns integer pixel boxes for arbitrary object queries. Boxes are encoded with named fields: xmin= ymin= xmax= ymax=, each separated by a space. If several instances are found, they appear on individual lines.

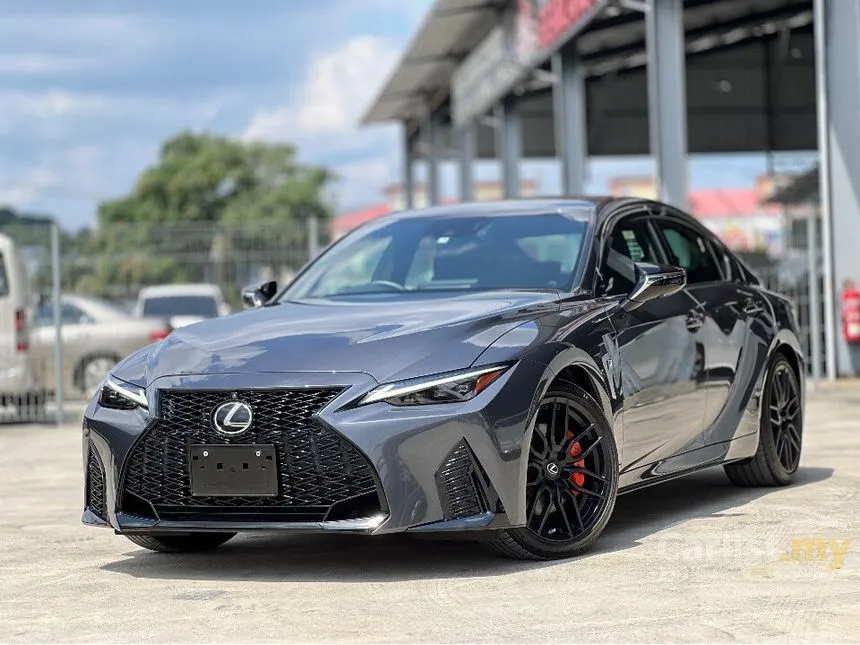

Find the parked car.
xmin=31 ymin=294 xmax=171 ymax=397
xmin=83 ymin=198 xmax=805 ymax=560
xmin=0 ymin=233 xmax=44 ymax=413
xmin=134 ymin=283 xmax=231 ymax=329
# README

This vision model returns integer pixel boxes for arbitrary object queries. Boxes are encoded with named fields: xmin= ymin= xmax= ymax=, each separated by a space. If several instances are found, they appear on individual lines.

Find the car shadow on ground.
xmin=100 ymin=465 xmax=834 ymax=583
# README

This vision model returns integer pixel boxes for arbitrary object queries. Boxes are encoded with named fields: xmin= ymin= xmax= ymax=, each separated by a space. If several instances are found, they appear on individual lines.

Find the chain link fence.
xmin=0 ymin=215 xmax=824 ymax=425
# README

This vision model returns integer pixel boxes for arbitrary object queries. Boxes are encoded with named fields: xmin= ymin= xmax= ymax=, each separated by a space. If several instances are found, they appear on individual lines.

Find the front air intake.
xmin=436 ymin=440 xmax=491 ymax=520
xmin=87 ymin=447 xmax=108 ymax=521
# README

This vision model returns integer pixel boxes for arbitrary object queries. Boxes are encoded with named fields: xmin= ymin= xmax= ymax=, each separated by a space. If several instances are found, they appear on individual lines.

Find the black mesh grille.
xmin=87 ymin=447 xmax=107 ymax=521
xmin=436 ymin=440 xmax=484 ymax=520
xmin=122 ymin=388 xmax=380 ymax=522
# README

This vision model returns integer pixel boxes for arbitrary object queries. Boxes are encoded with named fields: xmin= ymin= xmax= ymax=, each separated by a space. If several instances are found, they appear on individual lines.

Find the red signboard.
xmin=516 ymin=0 xmax=602 ymax=69
xmin=538 ymin=0 xmax=599 ymax=49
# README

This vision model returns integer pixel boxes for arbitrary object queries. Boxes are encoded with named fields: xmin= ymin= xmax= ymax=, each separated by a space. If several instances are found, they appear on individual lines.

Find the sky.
xmin=0 ymin=1 xmax=814 ymax=230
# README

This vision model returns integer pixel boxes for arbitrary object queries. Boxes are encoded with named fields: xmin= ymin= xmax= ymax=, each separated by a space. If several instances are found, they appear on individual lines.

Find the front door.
xmin=600 ymin=213 xmax=708 ymax=473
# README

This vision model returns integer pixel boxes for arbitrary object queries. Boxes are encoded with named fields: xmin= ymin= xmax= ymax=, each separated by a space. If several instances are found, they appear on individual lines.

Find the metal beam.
xmin=552 ymin=47 xmax=588 ymax=195
xmin=403 ymin=126 xmax=415 ymax=210
xmin=458 ymin=122 xmax=476 ymax=202
xmin=815 ymin=0 xmax=860 ymax=378
xmin=495 ymin=98 xmax=521 ymax=199
xmin=646 ymin=0 xmax=689 ymax=210
xmin=427 ymin=109 xmax=442 ymax=205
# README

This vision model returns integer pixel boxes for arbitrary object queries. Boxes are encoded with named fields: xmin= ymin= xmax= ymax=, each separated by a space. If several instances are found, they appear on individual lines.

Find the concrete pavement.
xmin=1 ymin=387 xmax=858 ymax=643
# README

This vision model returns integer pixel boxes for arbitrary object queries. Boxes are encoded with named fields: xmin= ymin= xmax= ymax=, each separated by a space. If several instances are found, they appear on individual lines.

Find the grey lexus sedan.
xmin=82 ymin=198 xmax=804 ymax=560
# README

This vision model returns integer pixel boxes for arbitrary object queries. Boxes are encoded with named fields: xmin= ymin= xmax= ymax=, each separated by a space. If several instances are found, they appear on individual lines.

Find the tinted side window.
xmin=710 ymin=239 xmax=741 ymax=282
xmin=600 ymin=217 xmax=662 ymax=296
xmin=656 ymin=220 xmax=723 ymax=284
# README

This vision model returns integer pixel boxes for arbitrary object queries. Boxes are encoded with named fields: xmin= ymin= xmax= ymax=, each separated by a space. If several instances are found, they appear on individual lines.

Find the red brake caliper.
xmin=568 ymin=434 xmax=586 ymax=494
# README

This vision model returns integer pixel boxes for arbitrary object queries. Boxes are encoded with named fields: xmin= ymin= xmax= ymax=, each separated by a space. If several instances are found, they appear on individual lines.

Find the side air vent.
xmin=436 ymin=440 xmax=489 ymax=520
xmin=87 ymin=447 xmax=108 ymax=521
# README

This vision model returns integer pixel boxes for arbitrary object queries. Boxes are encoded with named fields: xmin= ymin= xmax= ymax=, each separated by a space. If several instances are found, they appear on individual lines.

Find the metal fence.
xmin=1 ymin=219 xmax=317 ymax=424
xmin=0 ymin=216 xmax=825 ymax=425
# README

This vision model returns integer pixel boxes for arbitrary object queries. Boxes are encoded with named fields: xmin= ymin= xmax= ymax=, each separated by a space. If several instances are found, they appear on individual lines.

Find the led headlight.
xmin=98 ymin=376 xmax=148 ymax=410
xmin=360 ymin=364 xmax=510 ymax=406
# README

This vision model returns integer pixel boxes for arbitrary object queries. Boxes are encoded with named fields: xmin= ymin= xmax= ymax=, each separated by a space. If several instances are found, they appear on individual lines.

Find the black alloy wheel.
xmin=482 ymin=383 xmax=619 ymax=560
xmin=725 ymin=353 xmax=803 ymax=487
xmin=768 ymin=361 xmax=803 ymax=473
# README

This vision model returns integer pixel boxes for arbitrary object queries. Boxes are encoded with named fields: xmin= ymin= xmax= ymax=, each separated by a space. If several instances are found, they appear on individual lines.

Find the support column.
xmin=427 ymin=110 xmax=442 ymax=206
xmin=552 ymin=46 xmax=588 ymax=195
xmin=646 ymin=0 xmax=689 ymax=210
xmin=815 ymin=0 xmax=860 ymax=378
xmin=807 ymin=201 xmax=822 ymax=382
xmin=495 ymin=98 xmax=521 ymax=199
xmin=403 ymin=125 xmax=415 ymax=209
xmin=457 ymin=122 xmax=476 ymax=202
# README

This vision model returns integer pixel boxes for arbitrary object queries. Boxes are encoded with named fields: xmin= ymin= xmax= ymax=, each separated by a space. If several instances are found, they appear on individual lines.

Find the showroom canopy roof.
xmin=360 ymin=0 xmax=505 ymax=125
xmin=362 ymin=0 xmax=815 ymax=147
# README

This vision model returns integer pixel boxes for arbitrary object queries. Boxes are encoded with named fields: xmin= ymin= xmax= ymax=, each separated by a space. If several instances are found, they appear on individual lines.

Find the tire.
xmin=125 ymin=532 xmax=236 ymax=553
xmin=725 ymin=353 xmax=802 ymax=487
xmin=77 ymin=354 xmax=120 ymax=397
xmin=482 ymin=382 xmax=619 ymax=560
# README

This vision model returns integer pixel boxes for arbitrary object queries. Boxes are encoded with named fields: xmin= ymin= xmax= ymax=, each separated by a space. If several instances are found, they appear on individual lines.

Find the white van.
xmin=0 ymin=233 xmax=43 ymax=411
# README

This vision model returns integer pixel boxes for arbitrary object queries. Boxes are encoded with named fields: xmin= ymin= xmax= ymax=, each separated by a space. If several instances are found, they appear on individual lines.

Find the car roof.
xmin=372 ymin=197 xmax=641 ymax=226
xmin=137 ymin=283 xmax=222 ymax=298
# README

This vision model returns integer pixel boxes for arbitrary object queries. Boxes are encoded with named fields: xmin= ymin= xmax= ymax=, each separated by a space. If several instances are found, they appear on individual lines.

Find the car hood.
xmin=121 ymin=291 xmax=561 ymax=385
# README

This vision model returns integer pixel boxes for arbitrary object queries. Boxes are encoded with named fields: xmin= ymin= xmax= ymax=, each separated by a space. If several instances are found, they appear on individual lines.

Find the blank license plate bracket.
xmin=189 ymin=444 xmax=278 ymax=497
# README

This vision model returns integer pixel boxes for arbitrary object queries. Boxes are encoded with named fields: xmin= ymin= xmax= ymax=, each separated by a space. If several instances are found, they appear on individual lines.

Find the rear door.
xmin=600 ymin=209 xmax=708 ymax=471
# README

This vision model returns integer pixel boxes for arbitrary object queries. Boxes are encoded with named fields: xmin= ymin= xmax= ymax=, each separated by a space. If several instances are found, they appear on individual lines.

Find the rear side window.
xmin=655 ymin=220 xmax=723 ymax=284
xmin=0 ymin=252 xmax=8 ymax=298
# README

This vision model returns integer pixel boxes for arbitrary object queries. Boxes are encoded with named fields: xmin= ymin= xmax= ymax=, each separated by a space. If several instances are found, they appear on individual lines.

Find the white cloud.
xmin=0 ymin=54 xmax=98 ymax=75
xmin=0 ymin=168 xmax=57 ymax=206
xmin=243 ymin=35 xmax=400 ymax=142
xmin=242 ymin=35 xmax=405 ymax=210
xmin=0 ymin=90 xmax=225 ymax=134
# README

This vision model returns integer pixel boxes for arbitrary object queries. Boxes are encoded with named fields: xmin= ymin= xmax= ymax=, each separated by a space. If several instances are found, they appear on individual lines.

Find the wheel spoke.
xmin=568 ymin=480 xmax=609 ymax=500
xmin=769 ymin=404 xmax=781 ymax=426
xmin=564 ymin=489 xmax=585 ymax=531
xmin=536 ymin=495 xmax=553 ymax=535
xmin=568 ymin=466 xmax=610 ymax=484
xmin=772 ymin=369 xmax=785 ymax=406
xmin=784 ymin=395 xmax=800 ymax=420
xmin=555 ymin=488 xmax=575 ymax=539
xmin=786 ymin=424 xmax=801 ymax=452
xmin=573 ymin=435 xmax=603 ymax=462
xmin=527 ymin=484 xmax=549 ymax=526
xmin=549 ymin=402 xmax=560 ymax=451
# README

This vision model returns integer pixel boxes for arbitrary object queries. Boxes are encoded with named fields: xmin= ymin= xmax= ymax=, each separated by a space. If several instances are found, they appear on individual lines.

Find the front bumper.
xmin=82 ymin=361 xmax=550 ymax=535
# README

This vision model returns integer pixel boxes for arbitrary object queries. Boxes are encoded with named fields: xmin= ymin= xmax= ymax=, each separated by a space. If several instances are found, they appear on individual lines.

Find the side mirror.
xmin=241 ymin=280 xmax=278 ymax=309
xmin=621 ymin=262 xmax=686 ymax=312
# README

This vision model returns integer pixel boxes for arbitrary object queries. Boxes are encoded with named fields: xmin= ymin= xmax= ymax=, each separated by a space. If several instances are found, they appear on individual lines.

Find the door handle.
xmin=685 ymin=311 xmax=704 ymax=332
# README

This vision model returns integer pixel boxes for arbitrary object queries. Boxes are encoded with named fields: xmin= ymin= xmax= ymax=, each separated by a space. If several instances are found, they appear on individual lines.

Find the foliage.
xmin=84 ymin=131 xmax=336 ymax=301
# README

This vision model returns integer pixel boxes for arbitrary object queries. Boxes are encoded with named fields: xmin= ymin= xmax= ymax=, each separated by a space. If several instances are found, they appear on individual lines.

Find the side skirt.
xmin=617 ymin=431 xmax=759 ymax=495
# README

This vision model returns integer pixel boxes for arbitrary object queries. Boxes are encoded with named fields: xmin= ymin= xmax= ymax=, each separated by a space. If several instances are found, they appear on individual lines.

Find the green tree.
xmin=86 ymin=131 xmax=335 ymax=302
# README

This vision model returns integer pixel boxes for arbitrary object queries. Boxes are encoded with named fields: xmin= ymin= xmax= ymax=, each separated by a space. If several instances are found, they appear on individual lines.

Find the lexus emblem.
xmin=212 ymin=401 xmax=253 ymax=436
xmin=545 ymin=462 xmax=560 ymax=477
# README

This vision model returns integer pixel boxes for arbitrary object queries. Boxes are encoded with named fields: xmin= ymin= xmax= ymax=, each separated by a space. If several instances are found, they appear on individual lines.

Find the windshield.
xmin=141 ymin=295 xmax=218 ymax=318
xmin=281 ymin=212 xmax=589 ymax=300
